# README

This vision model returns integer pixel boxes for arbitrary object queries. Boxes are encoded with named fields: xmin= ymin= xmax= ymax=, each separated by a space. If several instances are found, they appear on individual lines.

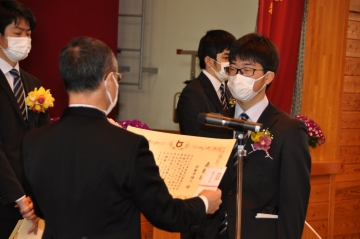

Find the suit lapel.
xmin=257 ymin=102 xmax=279 ymax=131
xmin=198 ymin=72 xmax=223 ymax=112
xmin=0 ymin=71 xmax=28 ymax=126
xmin=244 ymin=102 xmax=279 ymax=161
xmin=230 ymin=102 xmax=279 ymax=182
xmin=21 ymin=69 xmax=33 ymax=96
xmin=20 ymin=69 xmax=38 ymax=129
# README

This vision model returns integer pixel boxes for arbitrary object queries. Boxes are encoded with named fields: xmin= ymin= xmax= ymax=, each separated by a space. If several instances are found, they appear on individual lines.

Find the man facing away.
xmin=22 ymin=36 xmax=222 ymax=239
xmin=220 ymin=33 xmax=311 ymax=239
xmin=0 ymin=1 xmax=50 ymax=237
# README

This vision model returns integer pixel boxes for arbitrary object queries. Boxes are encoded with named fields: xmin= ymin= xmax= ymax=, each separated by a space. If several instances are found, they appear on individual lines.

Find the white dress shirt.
xmin=202 ymin=69 xmax=223 ymax=101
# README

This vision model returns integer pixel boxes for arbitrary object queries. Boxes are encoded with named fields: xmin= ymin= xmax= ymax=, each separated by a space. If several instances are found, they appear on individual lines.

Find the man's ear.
xmin=204 ymin=56 xmax=214 ymax=68
xmin=0 ymin=34 xmax=8 ymax=49
xmin=265 ymin=72 xmax=275 ymax=85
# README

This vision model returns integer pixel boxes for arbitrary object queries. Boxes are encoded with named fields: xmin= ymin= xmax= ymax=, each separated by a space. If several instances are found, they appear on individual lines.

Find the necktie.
xmin=234 ymin=112 xmax=250 ymax=140
xmin=10 ymin=69 xmax=27 ymax=121
xmin=220 ymin=83 xmax=227 ymax=110
xmin=219 ymin=211 xmax=228 ymax=236
xmin=234 ymin=112 xmax=250 ymax=166
xmin=239 ymin=112 xmax=249 ymax=121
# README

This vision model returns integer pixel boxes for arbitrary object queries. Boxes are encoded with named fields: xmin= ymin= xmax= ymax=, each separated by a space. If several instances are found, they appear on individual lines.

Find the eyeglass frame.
xmin=106 ymin=72 xmax=124 ymax=84
xmin=224 ymin=66 xmax=264 ymax=77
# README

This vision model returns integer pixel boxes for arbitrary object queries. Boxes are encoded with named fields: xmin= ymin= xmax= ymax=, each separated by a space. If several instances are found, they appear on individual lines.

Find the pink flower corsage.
xmin=248 ymin=129 xmax=273 ymax=159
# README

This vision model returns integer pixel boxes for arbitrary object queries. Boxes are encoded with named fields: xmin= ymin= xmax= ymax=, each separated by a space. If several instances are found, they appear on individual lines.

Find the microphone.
xmin=197 ymin=113 xmax=263 ymax=132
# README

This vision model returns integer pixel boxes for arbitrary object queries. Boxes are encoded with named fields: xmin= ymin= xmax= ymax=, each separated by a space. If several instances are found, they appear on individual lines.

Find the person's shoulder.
xmin=269 ymin=105 xmax=306 ymax=131
xmin=105 ymin=123 xmax=147 ymax=143
xmin=277 ymin=108 xmax=303 ymax=124
xmin=182 ymin=77 xmax=202 ymax=90
xmin=180 ymin=73 xmax=211 ymax=99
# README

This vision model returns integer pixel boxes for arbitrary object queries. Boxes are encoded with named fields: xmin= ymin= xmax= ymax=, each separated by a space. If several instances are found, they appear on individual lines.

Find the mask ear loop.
xmin=103 ymin=72 xmax=113 ymax=101
xmin=254 ymin=72 xmax=270 ymax=93
xmin=111 ymin=73 xmax=118 ymax=85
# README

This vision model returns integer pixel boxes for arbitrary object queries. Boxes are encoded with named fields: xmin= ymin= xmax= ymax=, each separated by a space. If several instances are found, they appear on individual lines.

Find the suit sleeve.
xmin=177 ymin=86 xmax=207 ymax=136
xmin=0 ymin=142 xmax=25 ymax=205
xmin=127 ymin=136 xmax=206 ymax=232
xmin=277 ymin=121 xmax=311 ymax=238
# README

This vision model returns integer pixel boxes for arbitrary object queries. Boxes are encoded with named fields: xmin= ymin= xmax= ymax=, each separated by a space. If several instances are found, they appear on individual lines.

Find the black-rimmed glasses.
xmin=224 ymin=66 xmax=264 ymax=77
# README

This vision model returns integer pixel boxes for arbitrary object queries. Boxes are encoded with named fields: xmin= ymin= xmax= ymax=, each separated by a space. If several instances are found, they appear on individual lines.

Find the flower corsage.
xmin=248 ymin=129 xmax=273 ymax=159
xmin=25 ymin=87 xmax=55 ymax=113
xmin=228 ymin=97 xmax=236 ymax=108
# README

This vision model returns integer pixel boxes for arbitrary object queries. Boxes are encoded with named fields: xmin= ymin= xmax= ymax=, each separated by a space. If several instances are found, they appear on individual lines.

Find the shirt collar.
xmin=0 ymin=58 xmax=19 ymax=75
xmin=234 ymin=95 xmax=269 ymax=122
xmin=202 ymin=69 xmax=222 ymax=92
xmin=69 ymin=104 xmax=106 ymax=114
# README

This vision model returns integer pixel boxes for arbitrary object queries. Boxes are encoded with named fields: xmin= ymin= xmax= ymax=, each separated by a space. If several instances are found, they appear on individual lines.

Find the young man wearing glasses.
xmin=220 ymin=33 xmax=311 ymax=239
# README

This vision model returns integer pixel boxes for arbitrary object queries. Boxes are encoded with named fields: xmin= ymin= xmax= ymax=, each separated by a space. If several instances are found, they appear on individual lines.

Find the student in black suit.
xmin=22 ymin=36 xmax=222 ymax=239
xmin=0 ymin=1 xmax=50 ymax=238
xmin=220 ymin=33 xmax=311 ymax=239
xmin=177 ymin=30 xmax=236 ymax=139
xmin=177 ymin=30 xmax=236 ymax=239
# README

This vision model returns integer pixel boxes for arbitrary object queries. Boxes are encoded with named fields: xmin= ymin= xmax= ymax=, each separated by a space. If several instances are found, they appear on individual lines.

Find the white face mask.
xmin=0 ymin=36 xmax=31 ymax=62
xmin=228 ymin=73 xmax=267 ymax=102
xmin=211 ymin=59 xmax=229 ymax=82
xmin=105 ymin=74 xmax=119 ymax=115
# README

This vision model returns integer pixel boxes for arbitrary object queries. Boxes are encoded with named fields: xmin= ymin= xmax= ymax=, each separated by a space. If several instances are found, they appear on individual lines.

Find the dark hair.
xmin=59 ymin=36 xmax=116 ymax=92
xmin=197 ymin=30 xmax=236 ymax=69
xmin=0 ymin=0 xmax=36 ymax=35
xmin=228 ymin=33 xmax=280 ymax=89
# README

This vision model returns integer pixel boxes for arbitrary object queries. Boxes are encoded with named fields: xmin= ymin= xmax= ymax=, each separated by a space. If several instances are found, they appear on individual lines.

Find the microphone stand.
xmin=235 ymin=130 xmax=246 ymax=239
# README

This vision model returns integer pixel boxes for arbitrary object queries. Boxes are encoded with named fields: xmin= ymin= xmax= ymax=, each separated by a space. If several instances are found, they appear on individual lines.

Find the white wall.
xmin=117 ymin=0 xmax=258 ymax=131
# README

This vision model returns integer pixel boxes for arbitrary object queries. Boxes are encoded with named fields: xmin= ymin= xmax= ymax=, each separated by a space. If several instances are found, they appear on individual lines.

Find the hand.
xmin=27 ymin=217 xmax=40 ymax=235
xmin=15 ymin=196 xmax=37 ymax=220
xmin=199 ymin=188 xmax=222 ymax=214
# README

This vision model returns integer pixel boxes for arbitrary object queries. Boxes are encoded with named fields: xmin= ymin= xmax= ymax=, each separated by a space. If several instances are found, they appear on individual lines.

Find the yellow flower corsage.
xmin=25 ymin=87 xmax=55 ymax=113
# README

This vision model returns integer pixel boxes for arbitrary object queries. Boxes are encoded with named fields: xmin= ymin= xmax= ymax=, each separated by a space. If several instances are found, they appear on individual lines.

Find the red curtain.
xmin=19 ymin=0 xmax=119 ymax=118
xmin=257 ymin=0 xmax=305 ymax=113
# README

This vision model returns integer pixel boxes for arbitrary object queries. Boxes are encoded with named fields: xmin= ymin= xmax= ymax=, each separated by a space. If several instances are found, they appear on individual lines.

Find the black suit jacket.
xmin=177 ymin=72 xmax=234 ymax=138
xmin=181 ymin=102 xmax=311 ymax=239
xmin=23 ymin=107 xmax=207 ymax=239
xmin=223 ymin=102 xmax=311 ymax=239
xmin=0 ymin=69 xmax=50 ymax=220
